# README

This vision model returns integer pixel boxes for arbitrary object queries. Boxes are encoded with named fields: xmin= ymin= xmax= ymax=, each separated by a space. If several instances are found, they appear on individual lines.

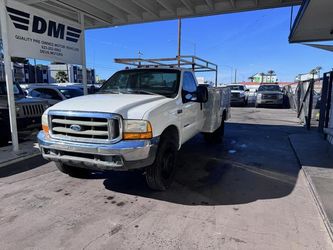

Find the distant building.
xmin=48 ymin=63 xmax=95 ymax=84
xmin=295 ymin=72 xmax=320 ymax=82
xmin=12 ymin=63 xmax=25 ymax=83
xmin=23 ymin=64 xmax=49 ymax=83
xmin=249 ymin=72 xmax=278 ymax=83
xmin=0 ymin=61 xmax=96 ymax=84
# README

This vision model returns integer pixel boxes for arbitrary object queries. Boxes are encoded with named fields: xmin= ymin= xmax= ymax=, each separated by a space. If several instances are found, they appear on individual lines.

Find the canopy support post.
xmin=80 ymin=12 xmax=88 ymax=95
xmin=0 ymin=0 xmax=19 ymax=151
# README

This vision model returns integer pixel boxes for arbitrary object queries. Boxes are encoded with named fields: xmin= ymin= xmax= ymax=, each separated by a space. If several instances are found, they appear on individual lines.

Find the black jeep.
xmin=0 ymin=81 xmax=48 ymax=145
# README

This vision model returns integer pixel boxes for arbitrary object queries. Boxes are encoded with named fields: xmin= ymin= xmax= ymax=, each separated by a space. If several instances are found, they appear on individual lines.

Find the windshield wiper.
xmin=125 ymin=89 xmax=160 ymax=96
xmin=99 ymin=89 xmax=121 ymax=94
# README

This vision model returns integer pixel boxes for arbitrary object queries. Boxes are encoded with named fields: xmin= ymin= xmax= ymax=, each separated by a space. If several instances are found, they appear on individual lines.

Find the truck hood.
xmin=47 ymin=94 xmax=169 ymax=119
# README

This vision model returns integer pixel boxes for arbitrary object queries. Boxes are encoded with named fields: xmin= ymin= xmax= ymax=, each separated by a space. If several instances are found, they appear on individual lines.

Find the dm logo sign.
xmin=6 ymin=6 xmax=81 ymax=43
xmin=5 ymin=0 xmax=83 ymax=65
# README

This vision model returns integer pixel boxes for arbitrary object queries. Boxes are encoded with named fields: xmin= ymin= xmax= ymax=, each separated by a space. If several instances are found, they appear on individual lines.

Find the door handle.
xmin=177 ymin=109 xmax=183 ymax=114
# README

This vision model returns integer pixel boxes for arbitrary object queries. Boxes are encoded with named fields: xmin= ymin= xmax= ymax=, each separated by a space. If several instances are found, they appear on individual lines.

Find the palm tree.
xmin=267 ymin=70 xmax=275 ymax=83
xmin=55 ymin=71 xmax=68 ymax=83
xmin=248 ymin=76 xmax=254 ymax=82
xmin=309 ymin=69 xmax=318 ymax=80
xmin=259 ymin=72 xmax=265 ymax=84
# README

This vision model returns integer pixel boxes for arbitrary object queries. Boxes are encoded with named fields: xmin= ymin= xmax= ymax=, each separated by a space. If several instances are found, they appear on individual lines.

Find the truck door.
xmin=181 ymin=71 xmax=204 ymax=143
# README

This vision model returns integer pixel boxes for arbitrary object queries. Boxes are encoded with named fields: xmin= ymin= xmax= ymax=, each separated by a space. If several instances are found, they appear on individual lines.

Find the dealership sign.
xmin=5 ymin=0 xmax=83 ymax=64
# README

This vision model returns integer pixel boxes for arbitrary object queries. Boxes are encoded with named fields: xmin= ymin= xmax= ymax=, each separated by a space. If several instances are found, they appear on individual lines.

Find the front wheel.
xmin=55 ymin=162 xmax=90 ymax=177
xmin=145 ymin=138 xmax=177 ymax=191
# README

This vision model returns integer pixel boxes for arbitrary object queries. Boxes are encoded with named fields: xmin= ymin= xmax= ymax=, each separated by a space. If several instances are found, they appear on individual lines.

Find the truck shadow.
xmin=103 ymin=122 xmax=305 ymax=206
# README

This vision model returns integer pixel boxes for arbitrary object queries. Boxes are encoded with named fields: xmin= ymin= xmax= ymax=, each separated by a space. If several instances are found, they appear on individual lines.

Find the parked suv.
xmin=0 ymin=81 xmax=48 ymax=144
xmin=255 ymin=84 xmax=284 ymax=108
xmin=229 ymin=84 xmax=248 ymax=106
xmin=25 ymin=85 xmax=83 ymax=106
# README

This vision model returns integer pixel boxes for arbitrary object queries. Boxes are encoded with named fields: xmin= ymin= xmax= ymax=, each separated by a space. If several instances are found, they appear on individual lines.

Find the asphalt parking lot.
xmin=0 ymin=107 xmax=332 ymax=249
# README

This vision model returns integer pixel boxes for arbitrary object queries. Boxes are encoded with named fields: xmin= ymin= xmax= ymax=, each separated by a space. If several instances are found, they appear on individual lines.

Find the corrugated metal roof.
xmin=17 ymin=0 xmax=302 ymax=29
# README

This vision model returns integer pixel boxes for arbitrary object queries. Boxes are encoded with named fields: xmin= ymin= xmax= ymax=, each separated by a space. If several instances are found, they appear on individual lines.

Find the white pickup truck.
xmin=38 ymin=63 xmax=230 ymax=190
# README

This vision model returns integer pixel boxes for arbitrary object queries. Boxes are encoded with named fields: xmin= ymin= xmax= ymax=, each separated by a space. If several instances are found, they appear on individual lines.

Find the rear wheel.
xmin=204 ymin=114 xmax=225 ymax=144
xmin=55 ymin=162 xmax=90 ymax=177
xmin=145 ymin=138 xmax=177 ymax=191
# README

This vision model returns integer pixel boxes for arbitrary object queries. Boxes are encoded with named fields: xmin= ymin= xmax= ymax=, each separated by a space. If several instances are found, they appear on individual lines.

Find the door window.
xmin=182 ymin=72 xmax=197 ymax=102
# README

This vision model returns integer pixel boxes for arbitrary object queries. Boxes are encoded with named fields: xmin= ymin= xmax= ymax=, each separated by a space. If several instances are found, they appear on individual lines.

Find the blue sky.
xmin=84 ymin=6 xmax=332 ymax=83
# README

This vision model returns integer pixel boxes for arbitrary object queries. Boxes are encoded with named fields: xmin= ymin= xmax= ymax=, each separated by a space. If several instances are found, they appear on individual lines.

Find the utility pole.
xmin=177 ymin=17 xmax=181 ymax=67
xmin=234 ymin=69 xmax=237 ymax=83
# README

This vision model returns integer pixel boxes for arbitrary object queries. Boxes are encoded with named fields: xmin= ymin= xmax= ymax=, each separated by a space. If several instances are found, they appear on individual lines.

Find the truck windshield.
xmin=99 ymin=69 xmax=180 ymax=98
xmin=230 ymin=85 xmax=244 ymax=91
xmin=258 ymin=85 xmax=281 ymax=92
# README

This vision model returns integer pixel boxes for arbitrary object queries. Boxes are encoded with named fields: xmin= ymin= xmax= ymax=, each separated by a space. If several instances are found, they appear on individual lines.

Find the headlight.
xmin=42 ymin=113 xmax=49 ymax=133
xmin=123 ymin=120 xmax=152 ymax=140
xmin=278 ymin=94 xmax=283 ymax=99
xmin=257 ymin=93 xmax=262 ymax=98
xmin=239 ymin=92 xmax=245 ymax=97
xmin=15 ymin=106 xmax=20 ymax=114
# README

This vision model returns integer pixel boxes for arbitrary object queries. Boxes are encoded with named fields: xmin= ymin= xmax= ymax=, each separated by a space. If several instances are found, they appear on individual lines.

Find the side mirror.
xmin=245 ymin=89 xmax=250 ymax=92
xmin=197 ymin=85 xmax=208 ymax=103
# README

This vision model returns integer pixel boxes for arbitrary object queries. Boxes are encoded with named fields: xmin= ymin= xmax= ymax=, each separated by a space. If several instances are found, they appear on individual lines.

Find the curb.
xmin=288 ymin=136 xmax=333 ymax=242
xmin=302 ymin=168 xmax=333 ymax=242
xmin=0 ymin=152 xmax=41 ymax=168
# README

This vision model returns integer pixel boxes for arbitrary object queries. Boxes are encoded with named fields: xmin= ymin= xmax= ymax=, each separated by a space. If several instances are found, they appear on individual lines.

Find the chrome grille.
xmin=20 ymin=103 xmax=45 ymax=117
xmin=262 ymin=94 xmax=278 ymax=100
xmin=48 ymin=111 xmax=122 ymax=143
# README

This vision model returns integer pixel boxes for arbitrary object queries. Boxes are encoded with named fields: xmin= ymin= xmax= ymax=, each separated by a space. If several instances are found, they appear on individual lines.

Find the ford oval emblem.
xmin=70 ymin=124 xmax=82 ymax=132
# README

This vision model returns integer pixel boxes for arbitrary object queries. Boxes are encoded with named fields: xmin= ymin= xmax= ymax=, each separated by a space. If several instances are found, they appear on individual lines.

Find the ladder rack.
xmin=114 ymin=55 xmax=218 ymax=86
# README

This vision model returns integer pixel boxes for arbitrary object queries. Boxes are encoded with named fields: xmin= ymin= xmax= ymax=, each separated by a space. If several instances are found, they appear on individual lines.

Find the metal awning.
xmin=289 ymin=0 xmax=333 ymax=43
xmin=19 ymin=0 xmax=302 ymax=29
xmin=2 ymin=0 xmax=302 ymax=152
xmin=304 ymin=43 xmax=333 ymax=53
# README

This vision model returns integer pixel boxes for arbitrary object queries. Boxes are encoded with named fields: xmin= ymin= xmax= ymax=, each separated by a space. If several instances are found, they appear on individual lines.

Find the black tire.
xmin=0 ymin=134 xmax=10 ymax=145
xmin=145 ymin=138 xmax=178 ymax=191
xmin=55 ymin=162 xmax=90 ymax=177
xmin=0 ymin=125 xmax=10 ymax=145
xmin=204 ymin=115 xmax=225 ymax=144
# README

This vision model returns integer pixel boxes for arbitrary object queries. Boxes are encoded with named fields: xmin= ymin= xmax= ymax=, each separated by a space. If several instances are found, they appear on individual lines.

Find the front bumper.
xmin=256 ymin=98 xmax=283 ymax=105
xmin=37 ymin=131 xmax=159 ymax=171
xmin=231 ymin=96 xmax=246 ymax=104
